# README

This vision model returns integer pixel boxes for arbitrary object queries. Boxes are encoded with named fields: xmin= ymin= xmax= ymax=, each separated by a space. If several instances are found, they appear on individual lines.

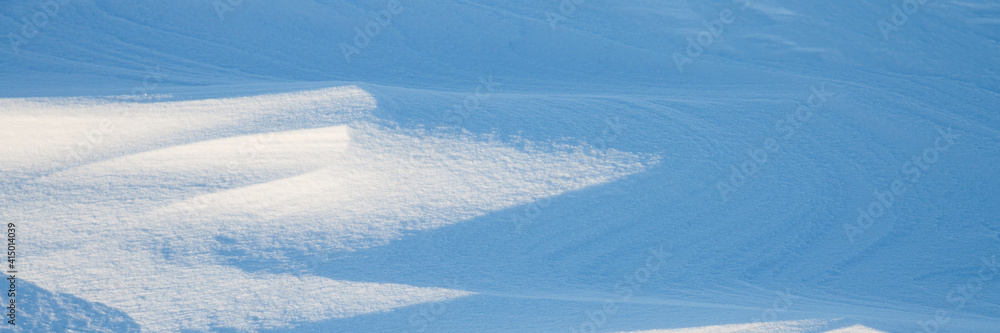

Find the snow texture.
xmin=1 ymin=0 xmax=999 ymax=332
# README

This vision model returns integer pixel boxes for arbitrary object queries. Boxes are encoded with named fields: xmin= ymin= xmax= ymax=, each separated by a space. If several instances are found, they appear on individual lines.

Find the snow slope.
xmin=2 ymin=0 xmax=999 ymax=332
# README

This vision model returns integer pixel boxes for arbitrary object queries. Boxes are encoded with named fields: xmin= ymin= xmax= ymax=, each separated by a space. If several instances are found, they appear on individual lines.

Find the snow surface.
xmin=1 ymin=0 xmax=999 ymax=332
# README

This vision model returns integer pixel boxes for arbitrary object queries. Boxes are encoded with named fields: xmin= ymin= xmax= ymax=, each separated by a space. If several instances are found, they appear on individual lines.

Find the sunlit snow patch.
xmin=615 ymin=320 xmax=887 ymax=333
xmin=1 ymin=85 xmax=655 ymax=331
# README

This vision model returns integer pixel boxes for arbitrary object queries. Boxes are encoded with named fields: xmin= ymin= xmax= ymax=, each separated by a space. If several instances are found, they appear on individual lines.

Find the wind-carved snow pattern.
xmin=615 ymin=320 xmax=888 ymax=332
xmin=0 ymin=86 xmax=654 ymax=332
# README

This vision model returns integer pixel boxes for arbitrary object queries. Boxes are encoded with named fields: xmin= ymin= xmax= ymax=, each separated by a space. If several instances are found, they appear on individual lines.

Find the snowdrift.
xmin=2 ymin=0 xmax=999 ymax=332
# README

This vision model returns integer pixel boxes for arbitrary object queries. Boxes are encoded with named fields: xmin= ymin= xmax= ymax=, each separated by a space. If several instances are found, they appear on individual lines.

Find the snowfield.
xmin=1 ymin=0 xmax=999 ymax=332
